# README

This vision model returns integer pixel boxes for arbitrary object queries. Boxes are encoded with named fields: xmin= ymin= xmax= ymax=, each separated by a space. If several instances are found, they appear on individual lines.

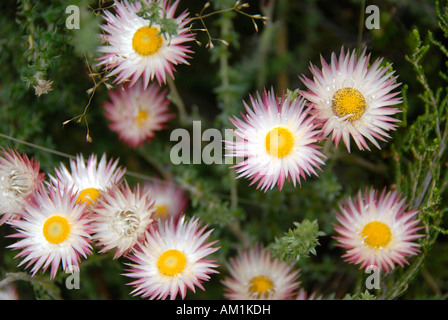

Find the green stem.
xmin=167 ymin=75 xmax=189 ymax=126
xmin=137 ymin=146 xmax=173 ymax=181
xmin=357 ymin=0 xmax=366 ymax=49
xmin=216 ymin=9 xmax=251 ymax=248
xmin=229 ymin=170 xmax=238 ymax=210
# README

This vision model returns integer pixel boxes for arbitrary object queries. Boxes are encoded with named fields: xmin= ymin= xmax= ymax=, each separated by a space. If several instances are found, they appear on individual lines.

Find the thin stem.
xmin=137 ymin=146 xmax=173 ymax=181
xmin=192 ymin=1 xmax=267 ymax=48
xmin=0 ymin=131 xmax=169 ymax=186
xmin=192 ymin=1 xmax=267 ymax=22
xmin=0 ymin=132 xmax=76 ymax=159
xmin=339 ymin=154 xmax=387 ymax=175
xmin=421 ymin=266 xmax=442 ymax=296
xmin=357 ymin=0 xmax=366 ymax=49
xmin=63 ymin=52 xmax=111 ymax=142
xmin=229 ymin=220 xmax=251 ymax=248
xmin=229 ymin=170 xmax=238 ymax=206
xmin=384 ymin=253 xmax=426 ymax=299
xmin=215 ymin=7 xmax=250 ymax=248
xmin=167 ymin=75 xmax=189 ymax=125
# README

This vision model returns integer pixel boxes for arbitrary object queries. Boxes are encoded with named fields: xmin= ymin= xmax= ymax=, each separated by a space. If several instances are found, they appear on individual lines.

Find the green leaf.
xmin=269 ymin=219 xmax=325 ymax=264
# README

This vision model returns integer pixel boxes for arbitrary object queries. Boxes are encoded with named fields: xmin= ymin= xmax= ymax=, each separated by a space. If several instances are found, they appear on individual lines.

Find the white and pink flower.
xmin=104 ymin=81 xmax=173 ymax=148
xmin=8 ymin=183 xmax=93 ymax=279
xmin=98 ymin=0 xmax=194 ymax=87
xmin=333 ymin=187 xmax=423 ymax=273
xmin=0 ymin=148 xmax=45 ymax=224
xmin=222 ymin=245 xmax=301 ymax=300
xmin=92 ymin=182 xmax=155 ymax=258
xmin=225 ymin=88 xmax=325 ymax=192
xmin=123 ymin=215 xmax=219 ymax=300
xmin=300 ymin=47 xmax=402 ymax=152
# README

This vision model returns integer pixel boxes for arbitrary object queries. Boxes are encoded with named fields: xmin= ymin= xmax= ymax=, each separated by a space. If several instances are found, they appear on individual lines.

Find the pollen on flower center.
xmin=77 ymin=188 xmax=101 ymax=206
xmin=248 ymin=275 xmax=275 ymax=299
xmin=157 ymin=249 xmax=187 ymax=277
xmin=265 ymin=127 xmax=295 ymax=158
xmin=132 ymin=26 xmax=163 ymax=56
xmin=331 ymin=87 xmax=367 ymax=121
xmin=362 ymin=221 xmax=392 ymax=250
xmin=154 ymin=204 xmax=168 ymax=220
xmin=112 ymin=210 xmax=141 ymax=236
xmin=134 ymin=110 xmax=148 ymax=127
xmin=43 ymin=215 xmax=71 ymax=244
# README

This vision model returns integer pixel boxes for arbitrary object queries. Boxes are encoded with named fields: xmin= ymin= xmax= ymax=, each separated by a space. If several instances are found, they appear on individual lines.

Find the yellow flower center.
xmin=157 ymin=249 xmax=187 ymax=277
xmin=332 ymin=87 xmax=367 ymax=121
xmin=132 ymin=26 xmax=163 ymax=56
xmin=248 ymin=275 xmax=275 ymax=299
xmin=361 ymin=221 xmax=392 ymax=250
xmin=265 ymin=127 xmax=294 ymax=158
xmin=76 ymin=188 xmax=101 ymax=206
xmin=154 ymin=204 xmax=168 ymax=220
xmin=43 ymin=215 xmax=71 ymax=244
xmin=134 ymin=110 xmax=149 ymax=128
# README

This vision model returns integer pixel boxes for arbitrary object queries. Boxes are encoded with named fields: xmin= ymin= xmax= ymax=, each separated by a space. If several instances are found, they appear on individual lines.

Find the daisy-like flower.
xmin=92 ymin=182 xmax=155 ymax=258
xmin=221 ymin=246 xmax=300 ymax=300
xmin=98 ymin=0 xmax=194 ymax=87
xmin=300 ymin=47 xmax=402 ymax=152
xmin=333 ymin=187 xmax=423 ymax=273
xmin=104 ymin=81 xmax=173 ymax=148
xmin=50 ymin=153 xmax=126 ymax=207
xmin=225 ymin=88 xmax=325 ymax=192
xmin=123 ymin=216 xmax=219 ymax=300
xmin=145 ymin=180 xmax=187 ymax=221
xmin=0 ymin=148 xmax=45 ymax=224
xmin=8 ymin=183 xmax=93 ymax=279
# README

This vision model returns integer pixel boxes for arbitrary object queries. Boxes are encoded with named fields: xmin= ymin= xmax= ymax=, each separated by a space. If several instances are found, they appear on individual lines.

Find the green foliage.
xmin=1 ymin=0 xmax=448 ymax=301
xmin=343 ymin=290 xmax=376 ymax=300
xmin=380 ymin=1 xmax=448 ymax=299
xmin=269 ymin=219 xmax=325 ymax=264
xmin=136 ymin=0 xmax=179 ymax=39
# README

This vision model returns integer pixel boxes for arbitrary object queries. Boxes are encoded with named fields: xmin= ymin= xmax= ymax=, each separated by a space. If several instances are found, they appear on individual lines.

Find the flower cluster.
xmin=221 ymin=46 xmax=421 ymax=276
xmin=1 ymin=150 xmax=218 ymax=300
xmin=98 ymin=0 xmax=403 ymax=195
xmin=99 ymin=0 xmax=193 ymax=148
xmin=0 ymin=0 xmax=426 ymax=301
xmin=225 ymin=47 xmax=402 ymax=191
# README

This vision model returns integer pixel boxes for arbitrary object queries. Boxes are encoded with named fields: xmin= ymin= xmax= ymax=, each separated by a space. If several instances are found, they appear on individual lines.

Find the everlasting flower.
xmin=145 ymin=180 xmax=187 ymax=221
xmin=0 ymin=148 xmax=45 ymax=225
xmin=92 ymin=182 xmax=155 ymax=258
xmin=225 ymin=88 xmax=325 ymax=192
xmin=300 ymin=47 xmax=402 ymax=152
xmin=8 ymin=184 xmax=93 ymax=279
xmin=123 ymin=216 xmax=219 ymax=300
xmin=50 ymin=153 xmax=126 ymax=207
xmin=221 ymin=246 xmax=300 ymax=300
xmin=98 ymin=0 xmax=194 ymax=87
xmin=104 ymin=81 xmax=173 ymax=148
xmin=333 ymin=187 xmax=423 ymax=273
